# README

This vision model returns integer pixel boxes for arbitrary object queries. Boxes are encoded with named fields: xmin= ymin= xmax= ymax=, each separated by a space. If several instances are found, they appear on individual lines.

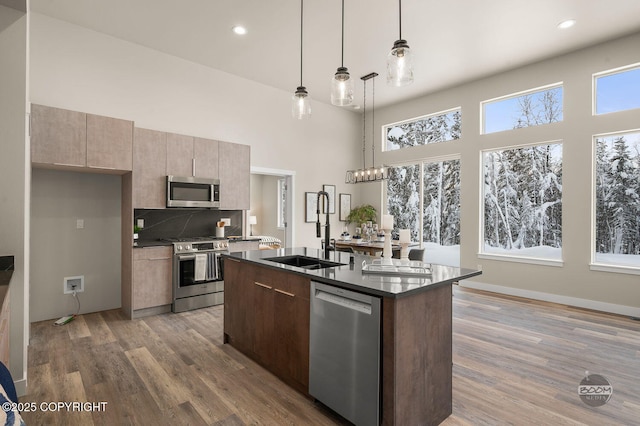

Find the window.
xmin=594 ymin=131 xmax=640 ymax=268
xmin=482 ymin=84 xmax=563 ymax=134
xmin=387 ymin=159 xmax=461 ymax=266
xmin=482 ymin=142 xmax=563 ymax=262
xmin=422 ymin=159 xmax=460 ymax=265
xmin=387 ymin=164 xmax=421 ymax=240
xmin=384 ymin=108 xmax=461 ymax=151
xmin=594 ymin=64 xmax=640 ymax=115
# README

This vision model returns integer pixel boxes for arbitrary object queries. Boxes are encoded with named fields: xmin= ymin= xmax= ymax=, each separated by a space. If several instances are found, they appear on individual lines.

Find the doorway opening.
xmin=250 ymin=167 xmax=295 ymax=248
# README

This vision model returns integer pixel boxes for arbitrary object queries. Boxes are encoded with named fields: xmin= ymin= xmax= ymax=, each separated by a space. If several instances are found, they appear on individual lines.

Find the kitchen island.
xmin=223 ymin=247 xmax=481 ymax=426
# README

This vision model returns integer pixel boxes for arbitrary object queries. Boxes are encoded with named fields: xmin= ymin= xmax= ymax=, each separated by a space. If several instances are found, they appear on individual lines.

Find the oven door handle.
xmin=177 ymin=254 xmax=196 ymax=261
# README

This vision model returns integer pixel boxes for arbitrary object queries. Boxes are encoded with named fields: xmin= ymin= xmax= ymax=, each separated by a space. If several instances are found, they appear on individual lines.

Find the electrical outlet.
xmin=477 ymin=264 xmax=483 ymax=271
xmin=64 ymin=276 xmax=84 ymax=294
xmin=136 ymin=219 xmax=144 ymax=228
xmin=76 ymin=219 xmax=84 ymax=229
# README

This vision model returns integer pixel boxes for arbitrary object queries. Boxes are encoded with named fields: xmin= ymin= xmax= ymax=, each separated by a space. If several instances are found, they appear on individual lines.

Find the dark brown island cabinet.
xmin=223 ymin=248 xmax=481 ymax=426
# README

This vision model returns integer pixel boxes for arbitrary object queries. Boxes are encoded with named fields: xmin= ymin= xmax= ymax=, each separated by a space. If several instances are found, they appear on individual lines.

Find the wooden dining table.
xmin=334 ymin=239 xmax=417 ymax=256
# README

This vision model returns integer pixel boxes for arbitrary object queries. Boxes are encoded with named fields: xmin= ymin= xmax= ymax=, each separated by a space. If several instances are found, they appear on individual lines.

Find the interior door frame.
xmin=250 ymin=166 xmax=295 ymax=248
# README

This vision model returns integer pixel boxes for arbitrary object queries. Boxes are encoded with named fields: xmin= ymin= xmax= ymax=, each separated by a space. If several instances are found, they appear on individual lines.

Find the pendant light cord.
xmin=300 ymin=0 xmax=304 ymax=87
xmin=362 ymin=78 xmax=367 ymax=169
xmin=341 ymin=0 xmax=345 ymax=67
xmin=372 ymin=76 xmax=376 ymax=166
xmin=398 ymin=0 xmax=402 ymax=39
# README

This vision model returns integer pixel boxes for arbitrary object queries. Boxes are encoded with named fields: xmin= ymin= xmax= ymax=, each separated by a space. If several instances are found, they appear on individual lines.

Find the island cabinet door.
xmin=272 ymin=273 xmax=310 ymax=394
xmin=223 ymin=258 xmax=256 ymax=356
xmin=252 ymin=275 xmax=275 ymax=367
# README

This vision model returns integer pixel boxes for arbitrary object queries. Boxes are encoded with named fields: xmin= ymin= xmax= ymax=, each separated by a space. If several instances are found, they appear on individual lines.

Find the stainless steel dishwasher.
xmin=309 ymin=281 xmax=381 ymax=426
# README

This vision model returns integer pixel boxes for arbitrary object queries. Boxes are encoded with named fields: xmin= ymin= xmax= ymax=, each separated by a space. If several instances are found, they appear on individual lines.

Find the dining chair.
xmin=408 ymin=248 xmax=425 ymax=261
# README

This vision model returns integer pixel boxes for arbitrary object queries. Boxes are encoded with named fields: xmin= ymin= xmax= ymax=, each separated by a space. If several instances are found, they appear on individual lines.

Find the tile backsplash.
xmin=134 ymin=209 xmax=243 ymax=241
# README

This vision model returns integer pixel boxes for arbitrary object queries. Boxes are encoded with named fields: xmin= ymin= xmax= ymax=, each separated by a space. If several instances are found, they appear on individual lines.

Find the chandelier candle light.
xmin=345 ymin=72 xmax=388 ymax=183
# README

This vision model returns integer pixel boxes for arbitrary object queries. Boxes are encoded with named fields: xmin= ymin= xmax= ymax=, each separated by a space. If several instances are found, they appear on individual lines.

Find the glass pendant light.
xmin=387 ymin=0 xmax=414 ymax=87
xmin=331 ymin=0 xmax=354 ymax=106
xmin=292 ymin=0 xmax=311 ymax=119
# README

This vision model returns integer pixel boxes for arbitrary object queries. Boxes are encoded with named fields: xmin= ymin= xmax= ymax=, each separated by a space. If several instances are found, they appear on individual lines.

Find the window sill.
xmin=590 ymin=263 xmax=640 ymax=276
xmin=477 ymin=253 xmax=564 ymax=267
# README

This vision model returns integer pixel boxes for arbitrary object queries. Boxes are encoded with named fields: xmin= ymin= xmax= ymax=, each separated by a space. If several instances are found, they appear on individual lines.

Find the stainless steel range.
xmin=166 ymin=237 xmax=229 ymax=313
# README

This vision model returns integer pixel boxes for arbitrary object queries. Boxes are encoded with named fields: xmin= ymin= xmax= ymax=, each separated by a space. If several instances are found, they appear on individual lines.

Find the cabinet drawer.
xmin=253 ymin=265 xmax=310 ymax=299
xmin=133 ymin=246 xmax=172 ymax=261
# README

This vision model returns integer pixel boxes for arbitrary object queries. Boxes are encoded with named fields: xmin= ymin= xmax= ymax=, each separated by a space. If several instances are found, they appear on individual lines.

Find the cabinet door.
xmin=253 ymin=277 xmax=275 ymax=368
xmin=223 ymin=258 xmax=256 ymax=354
xmin=273 ymin=273 xmax=310 ymax=391
xmin=31 ymin=104 xmax=86 ymax=167
xmin=133 ymin=128 xmax=167 ymax=208
xmin=133 ymin=247 xmax=172 ymax=310
xmin=166 ymin=132 xmax=194 ymax=177
xmin=219 ymin=141 xmax=250 ymax=209
xmin=86 ymin=113 xmax=133 ymax=171
xmin=193 ymin=137 xmax=219 ymax=179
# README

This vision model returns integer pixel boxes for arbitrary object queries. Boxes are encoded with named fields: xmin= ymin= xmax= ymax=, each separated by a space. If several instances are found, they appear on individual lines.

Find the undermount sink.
xmin=263 ymin=255 xmax=345 ymax=270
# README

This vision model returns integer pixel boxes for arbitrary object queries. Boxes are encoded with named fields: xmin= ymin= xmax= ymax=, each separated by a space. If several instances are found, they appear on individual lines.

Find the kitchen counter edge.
xmin=223 ymin=247 xmax=481 ymax=299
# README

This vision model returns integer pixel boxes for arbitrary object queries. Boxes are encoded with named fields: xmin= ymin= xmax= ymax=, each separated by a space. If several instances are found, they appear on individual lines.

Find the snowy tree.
xmin=386 ymin=110 xmax=461 ymax=150
xmin=423 ymin=160 xmax=460 ymax=245
xmin=387 ymin=164 xmax=421 ymax=241
xmin=513 ymin=87 xmax=562 ymax=129
xmin=483 ymin=144 xmax=562 ymax=252
xmin=595 ymin=135 xmax=640 ymax=256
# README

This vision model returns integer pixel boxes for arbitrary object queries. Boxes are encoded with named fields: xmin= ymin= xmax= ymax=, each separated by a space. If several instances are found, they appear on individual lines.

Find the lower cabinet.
xmin=132 ymin=246 xmax=172 ymax=311
xmin=224 ymin=259 xmax=310 ymax=393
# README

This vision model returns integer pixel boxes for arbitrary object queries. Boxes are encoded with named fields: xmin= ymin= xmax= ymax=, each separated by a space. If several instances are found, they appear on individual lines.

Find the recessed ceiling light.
xmin=557 ymin=19 xmax=576 ymax=30
xmin=232 ymin=26 xmax=247 ymax=35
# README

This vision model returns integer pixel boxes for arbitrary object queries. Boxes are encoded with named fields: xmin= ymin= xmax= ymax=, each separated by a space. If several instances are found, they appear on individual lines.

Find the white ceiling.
xmin=30 ymin=0 xmax=640 ymax=110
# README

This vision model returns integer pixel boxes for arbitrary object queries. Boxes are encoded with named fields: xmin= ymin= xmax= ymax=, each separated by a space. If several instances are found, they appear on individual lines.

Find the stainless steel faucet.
xmin=316 ymin=191 xmax=330 ymax=259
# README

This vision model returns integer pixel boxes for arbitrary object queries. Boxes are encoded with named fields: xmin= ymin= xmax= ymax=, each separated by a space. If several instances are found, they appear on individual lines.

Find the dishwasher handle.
xmin=312 ymin=282 xmax=375 ymax=315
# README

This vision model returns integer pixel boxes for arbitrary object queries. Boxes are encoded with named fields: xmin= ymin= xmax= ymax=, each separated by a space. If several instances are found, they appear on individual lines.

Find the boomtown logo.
xmin=578 ymin=372 xmax=612 ymax=407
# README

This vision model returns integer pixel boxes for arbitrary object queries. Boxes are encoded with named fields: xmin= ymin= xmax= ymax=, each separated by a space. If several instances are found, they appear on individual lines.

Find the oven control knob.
xmin=176 ymin=244 xmax=183 ymax=252
xmin=221 ymin=242 xmax=228 ymax=249
xmin=185 ymin=244 xmax=191 ymax=251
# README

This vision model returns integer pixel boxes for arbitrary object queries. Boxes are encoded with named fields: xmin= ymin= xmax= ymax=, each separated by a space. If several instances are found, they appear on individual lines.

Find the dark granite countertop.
xmin=134 ymin=240 xmax=173 ymax=248
xmin=224 ymin=247 xmax=481 ymax=299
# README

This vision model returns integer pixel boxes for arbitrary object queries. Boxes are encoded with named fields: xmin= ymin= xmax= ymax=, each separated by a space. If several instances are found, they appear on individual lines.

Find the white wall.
xmin=29 ymin=14 xmax=362 ymax=253
xmin=30 ymin=169 xmax=122 ymax=322
xmin=0 ymin=4 xmax=28 ymax=394
xmin=366 ymin=32 xmax=640 ymax=315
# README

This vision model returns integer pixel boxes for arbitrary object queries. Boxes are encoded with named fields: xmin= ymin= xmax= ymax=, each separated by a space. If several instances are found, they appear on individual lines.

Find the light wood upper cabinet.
xmin=31 ymin=104 xmax=86 ymax=167
xmin=219 ymin=141 xmax=250 ymax=210
xmin=166 ymin=132 xmax=194 ymax=177
xmin=31 ymin=104 xmax=133 ymax=172
xmin=132 ymin=246 xmax=172 ymax=310
xmin=87 ymin=114 xmax=133 ymax=171
xmin=166 ymin=133 xmax=219 ymax=179
xmin=193 ymin=137 xmax=219 ymax=179
xmin=133 ymin=128 xmax=167 ymax=209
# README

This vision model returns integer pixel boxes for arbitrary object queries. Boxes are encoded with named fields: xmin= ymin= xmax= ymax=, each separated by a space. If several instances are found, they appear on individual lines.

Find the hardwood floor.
xmin=20 ymin=287 xmax=639 ymax=425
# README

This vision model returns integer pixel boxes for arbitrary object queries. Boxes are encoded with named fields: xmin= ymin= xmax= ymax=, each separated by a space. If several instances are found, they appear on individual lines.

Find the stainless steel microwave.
xmin=166 ymin=176 xmax=220 ymax=208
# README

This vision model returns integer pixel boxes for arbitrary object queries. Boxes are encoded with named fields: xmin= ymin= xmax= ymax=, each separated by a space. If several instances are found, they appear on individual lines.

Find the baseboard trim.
xmin=459 ymin=280 xmax=640 ymax=318
xmin=132 ymin=304 xmax=171 ymax=319
xmin=14 ymin=378 xmax=26 ymax=397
